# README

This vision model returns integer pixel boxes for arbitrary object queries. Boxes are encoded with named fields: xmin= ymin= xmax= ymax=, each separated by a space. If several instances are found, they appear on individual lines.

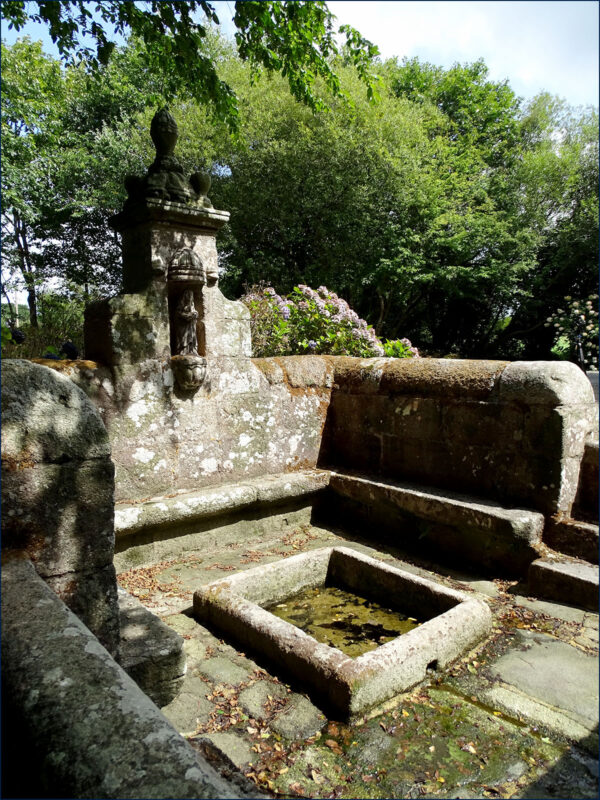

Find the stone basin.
xmin=193 ymin=546 xmax=492 ymax=716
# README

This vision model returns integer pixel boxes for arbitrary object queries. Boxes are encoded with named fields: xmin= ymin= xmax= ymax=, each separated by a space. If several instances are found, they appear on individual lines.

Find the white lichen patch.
xmin=127 ymin=398 xmax=153 ymax=427
xmin=289 ymin=434 xmax=302 ymax=455
xmin=239 ymin=433 xmax=252 ymax=448
xmin=115 ymin=507 xmax=141 ymax=528
xmin=200 ymin=457 xmax=219 ymax=474
xmin=133 ymin=447 xmax=155 ymax=464
xmin=101 ymin=379 xmax=115 ymax=397
xmin=153 ymin=459 xmax=167 ymax=472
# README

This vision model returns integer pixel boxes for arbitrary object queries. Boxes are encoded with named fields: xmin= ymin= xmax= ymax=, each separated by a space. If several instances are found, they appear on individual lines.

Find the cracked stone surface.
xmin=487 ymin=631 xmax=599 ymax=723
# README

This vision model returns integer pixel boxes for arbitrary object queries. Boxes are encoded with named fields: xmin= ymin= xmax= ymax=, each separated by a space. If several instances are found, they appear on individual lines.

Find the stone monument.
xmin=84 ymin=107 xmax=249 ymax=391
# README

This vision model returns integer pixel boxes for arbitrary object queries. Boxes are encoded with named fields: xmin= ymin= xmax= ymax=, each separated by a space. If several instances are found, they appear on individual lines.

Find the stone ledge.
xmin=544 ymin=518 xmax=599 ymax=564
xmin=114 ymin=470 xmax=331 ymax=538
xmin=0 ymin=553 xmax=255 ymax=799
xmin=329 ymin=472 xmax=545 ymax=542
xmin=325 ymin=472 xmax=545 ymax=575
xmin=528 ymin=558 xmax=599 ymax=611
xmin=118 ymin=587 xmax=186 ymax=707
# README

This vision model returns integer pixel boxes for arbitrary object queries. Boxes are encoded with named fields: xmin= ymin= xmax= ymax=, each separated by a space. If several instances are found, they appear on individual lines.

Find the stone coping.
xmin=320 ymin=358 xmax=595 ymax=406
xmin=193 ymin=547 xmax=492 ymax=717
xmin=114 ymin=470 xmax=331 ymax=538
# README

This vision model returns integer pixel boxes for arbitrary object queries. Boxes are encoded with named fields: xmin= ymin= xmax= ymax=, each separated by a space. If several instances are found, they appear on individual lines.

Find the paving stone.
xmin=270 ymin=694 xmax=326 ymax=739
xmin=238 ymin=680 xmax=288 ymax=721
xmin=183 ymin=638 xmax=208 ymax=665
xmin=355 ymin=727 xmax=395 ymax=767
xmin=574 ymin=634 xmax=599 ymax=650
xmin=463 ymin=579 xmax=501 ymax=599
xmin=583 ymin=612 xmax=599 ymax=630
xmin=195 ymin=656 xmax=253 ymax=685
xmin=513 ymin=595 xmax=588 ymax=623
xmin=198 ymin=732 xmax=254 ymax=769
xmin=488 ymin=631 xmax=599 ymax=725
xmin=164 ymin=612 xmax=198 ymax=635
xmin=161 ymin=684 xmax=213 ymax=732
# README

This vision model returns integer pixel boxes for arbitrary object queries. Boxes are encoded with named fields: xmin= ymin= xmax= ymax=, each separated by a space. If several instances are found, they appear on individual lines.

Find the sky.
xmin=216 ymin=0 xmax=600 ymax=108
xmin=2 ymin=1 xmax=598 ymax=107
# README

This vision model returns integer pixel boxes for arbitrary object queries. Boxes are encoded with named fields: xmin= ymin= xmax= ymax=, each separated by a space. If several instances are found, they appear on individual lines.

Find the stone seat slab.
xmin=326 ymin=471 xmax=545 ymax=574
xmin=114 ymin=470 xmax=332 ymax=538
xmin=528 ymin=557 xmax=599 ymax=611
xmin=118 ymin=587 xmax=186 ymax=707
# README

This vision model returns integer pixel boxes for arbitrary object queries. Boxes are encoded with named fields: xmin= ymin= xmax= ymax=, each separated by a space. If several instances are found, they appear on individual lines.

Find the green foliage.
xmin=1 ymin=325 xmax=13 ymax=349
xmin=0 ymin=289 xmax=86 ymax=360
xmin=544 ymin=295 xmax=599 ymax=370
xmin=1 ymin=26 xmax=597 ymax=362
xmin=242 ymin=284 xmax=416 ymax=359
xmin=382 ymin=338 xmax=419 ymax=358
xmin=1 ymin=1 xmax=380 ymax=130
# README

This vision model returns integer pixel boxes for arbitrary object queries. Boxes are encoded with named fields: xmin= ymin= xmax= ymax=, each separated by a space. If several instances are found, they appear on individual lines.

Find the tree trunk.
xmin=12 ymin=211 xmax=38 ymax=327
xmin=1 ymin=285 xmax=15 ymax=322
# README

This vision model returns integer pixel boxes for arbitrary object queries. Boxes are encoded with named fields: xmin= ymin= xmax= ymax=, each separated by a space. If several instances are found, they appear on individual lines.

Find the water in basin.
xmin=266 ymin=585 xmax=422 ymax=658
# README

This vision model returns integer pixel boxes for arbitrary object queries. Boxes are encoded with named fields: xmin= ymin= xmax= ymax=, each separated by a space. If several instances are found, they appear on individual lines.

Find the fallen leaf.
xmin=311 ymin=769 xmax=324 ymax=784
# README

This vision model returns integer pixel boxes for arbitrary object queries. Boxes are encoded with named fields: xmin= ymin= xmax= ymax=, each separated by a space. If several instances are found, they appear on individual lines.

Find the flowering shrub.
xmin=382 ymin=338 xmax=420 ymax=358
xmin=241 ymin=284 xmax=419 ymax=359
xmin=545 ymin=294 xmax=599 ymax=370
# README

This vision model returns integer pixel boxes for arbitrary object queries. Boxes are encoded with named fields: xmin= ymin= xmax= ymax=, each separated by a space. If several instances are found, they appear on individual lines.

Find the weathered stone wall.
xmin=38 ymin=353 xmax=595 ymax=524
xmin=320 ymin=358 xmax=596 ymax=517
xmin=48 ymin=351 xmax=332 ymax=503
xmin=1 ymin=360 xmax=120 ymax=655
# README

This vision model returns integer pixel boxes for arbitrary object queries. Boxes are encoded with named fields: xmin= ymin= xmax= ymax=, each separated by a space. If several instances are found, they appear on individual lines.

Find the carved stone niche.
xmin=168 ymin=249 xmax=207 ymax=392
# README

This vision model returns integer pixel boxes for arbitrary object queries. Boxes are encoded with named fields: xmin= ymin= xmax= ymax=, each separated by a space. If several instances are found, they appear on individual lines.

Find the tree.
xmin=495 ymin=95 xmax=599 ymax=359
xmin=1 ymin=38 xmax=66 ymax=325
xmin=1 ymin=1 xmax=380 ymax=130
xmin=213 ymin=54 xmax=543 ymax=356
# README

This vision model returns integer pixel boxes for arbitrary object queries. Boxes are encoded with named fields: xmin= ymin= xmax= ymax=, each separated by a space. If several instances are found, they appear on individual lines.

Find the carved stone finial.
xmin=121 ymin=110 xmax=222 ymax=211
xmin=150 ymin=107 xmax=178 ymax=159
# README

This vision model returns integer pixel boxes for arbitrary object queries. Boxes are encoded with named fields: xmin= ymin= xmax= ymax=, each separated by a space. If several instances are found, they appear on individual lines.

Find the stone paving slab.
xmin=118 ymin=523 xmax=599 ymax=799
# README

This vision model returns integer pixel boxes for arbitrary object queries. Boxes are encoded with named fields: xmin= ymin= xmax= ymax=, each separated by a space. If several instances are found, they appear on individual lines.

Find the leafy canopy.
xmin=1 ymin=0 xmax=380 ymax=129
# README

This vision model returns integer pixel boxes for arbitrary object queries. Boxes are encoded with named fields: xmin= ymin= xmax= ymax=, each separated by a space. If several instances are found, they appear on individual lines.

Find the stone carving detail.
xmin=171 ymin=354 xmax=208 ymax=391
xmin=169 ymin=248 xmax=206 ymax=284
xmin=174 ymin=289 xmax=199 ymax=356
xmin=124 ymin=107 xmax=214 ymax=207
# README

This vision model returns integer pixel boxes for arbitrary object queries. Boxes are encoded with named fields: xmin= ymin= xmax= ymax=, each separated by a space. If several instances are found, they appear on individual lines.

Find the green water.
xmin=266 ymin=585 xmax=421 ymax=658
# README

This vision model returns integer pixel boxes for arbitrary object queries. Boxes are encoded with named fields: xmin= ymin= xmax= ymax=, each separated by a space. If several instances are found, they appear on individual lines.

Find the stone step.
xmin=118 ymin=588 xmax=186 ymax=707
xmin=528 ymin=557 xmax=599 ymax=611
xmin=324 ymin=472 xmax=545 ymax=576
xmin=544 ymin=517 xmax=599 ymax=564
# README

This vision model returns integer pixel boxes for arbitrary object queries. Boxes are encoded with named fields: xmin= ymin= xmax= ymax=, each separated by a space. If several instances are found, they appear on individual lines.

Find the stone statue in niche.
xmin=174 ymin=289 xmax=199 ymax=356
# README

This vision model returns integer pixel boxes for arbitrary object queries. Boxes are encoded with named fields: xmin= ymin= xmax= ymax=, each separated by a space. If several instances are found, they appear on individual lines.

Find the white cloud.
xmin=328 ymin=1 xmax=599 ymax=107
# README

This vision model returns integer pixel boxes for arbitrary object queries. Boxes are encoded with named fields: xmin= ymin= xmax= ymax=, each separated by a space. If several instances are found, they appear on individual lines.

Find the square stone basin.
xmin=193 ymin=547 xmax=492 ymax=716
